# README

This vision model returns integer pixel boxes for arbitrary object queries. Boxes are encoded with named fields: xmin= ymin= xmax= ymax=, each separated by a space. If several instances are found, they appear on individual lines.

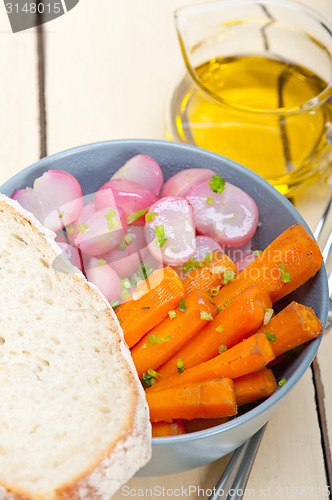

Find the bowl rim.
xmin=1 ymin=138 xmax=329 ymax=444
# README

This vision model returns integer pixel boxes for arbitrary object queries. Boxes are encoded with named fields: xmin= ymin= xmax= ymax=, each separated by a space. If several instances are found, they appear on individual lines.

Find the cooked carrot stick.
xmin=146 ymin=333 xmax=275 ymax=393
xmin=234 ymin=368 xmax=277 ymax=406
xmin=151 ymin=420 xmax=186 ymax=437
xmin=214 ymin=224 xmax=323 ymax=309
xmin=158 ymin=286 xmax=272 ymax=379
xmin=146 ymin=378 xmax=237 ymax=422
xmin=116 ymin=267 xmax=185 ymax=348
xmin=183 ymin=417 xmax=231 ymax=433
xmin=183 ymin=250 xmax=237 ymax=294
xmin=255 ymin=301 xmax=323 ymax=358
xmin=131 ymin=290 xmax=218 ymax=378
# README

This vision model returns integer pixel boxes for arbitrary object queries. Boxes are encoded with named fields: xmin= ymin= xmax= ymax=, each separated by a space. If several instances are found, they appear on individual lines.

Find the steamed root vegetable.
xmin=158 ymin=286 xmax=272 ymax=379
xmin=234 ymin=368 xmax=277 ymax=407
xmin=65 ymin=202 xmax=96 ymax=243
xmin=151 ymin=420 xmax=186 ymax=437
xmin=131 ymin=290 xmax=218 ymax=378
xmin=255 ymin=301 xmax=323 ymax=358
xmin=235 ymin=252 xmax=259 ymax=273
xmin=93 ymin=179 xmax=158 ymax=225
xmin=182 ymin=249 xmax=237 ymax=295
xmin=214 ymin=224 xmax=323 ymax=308
xmin=183 ymin=417 xmax=231 ymax=433
xmin=85 ymin=258 xmax=123 ymax=303
xmin=161 ymin=168 xmax=215 ymax=198
xmin=75 ymin=207 xmax=126 ymax=256
xmin=146 ymin=378 xmax=237 ymax=422
xmin=144 ymin=197 xmax=196 ymax=267
xmin=186 ymin=179 xmax=258 ymax=247
xmin=193 ymin=236 xmax=222 ymax=262
xmin=111 ymin=155 xmax=164 ymax=196
xmin=116 ymin=267 xmax=185 ymax=348
xmin=12 ymin=170 xmax=83 ymax=233
xmin=146 ymin=333 xmax=275 ymax=393
xmin=223 ymin=240 xmax=252 ymax=263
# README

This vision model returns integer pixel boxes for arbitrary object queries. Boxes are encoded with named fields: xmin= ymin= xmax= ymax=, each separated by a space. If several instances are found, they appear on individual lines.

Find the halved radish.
xmin=111 ymin=155 xmax=164 ymax=196
xmin=235 ymin=251 xmax=259 ymax=273
xmin=144 ymin=196 xmax=196 ymax=266
xmin=187 ymin=181 xmax=259 ymax=247
xmin=65 ymin=202 xmax=96 ymax=243
xmin=86 ymin=258 xmax=123 ymax=303
xmin=12 ymin=170 xmax=83 ymax=233
xmin=223 ymin=239 xmax=252 ymax=263
xmin=194 ymin=236 xmax=223 ymax=262
xmin=94 ymin=179 xmax=158 ymax=225
xmin=75 ymin=206 xmax=126 ymax=256
xmin=161 ymin=168 xmax=215 ymax=198
xmin=57 ymin=242 xmax=82 ymax=270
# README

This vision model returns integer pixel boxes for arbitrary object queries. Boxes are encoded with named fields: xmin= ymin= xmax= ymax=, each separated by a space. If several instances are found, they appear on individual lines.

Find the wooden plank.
xmin=0 ymin=12 xmax=40 ymax=185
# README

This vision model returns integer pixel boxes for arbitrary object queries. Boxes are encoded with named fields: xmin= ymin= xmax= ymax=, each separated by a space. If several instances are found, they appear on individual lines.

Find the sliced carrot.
xmin=183 ymin=249 xmax=237 ymax=294
xmin=214 ymin=224 xmax=323 ymax=308
xmin=146 ymin=333 xmax=275 ymax=393
xmin=158 ymin=286 xmax=272 ymax=379
xmin=146 ymin=378 xmax=237 ymax=422
xmin=234 ymin=368 xmax=277 ymax=406
xmin=116 ymin=267 xmax=185 ymax=348
xmin=131 ymin=290 xmax=218 ymax=378
xmin=183 ymin=417 xmax=231 ymax=433
xmin=151 ymin=420 xmax=186 ymax=437
xmin=256 ymin=301 xmax=323 ymax=358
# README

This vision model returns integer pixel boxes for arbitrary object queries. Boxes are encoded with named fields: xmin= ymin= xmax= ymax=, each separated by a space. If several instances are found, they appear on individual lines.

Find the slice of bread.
xmin=0 ymin=194 xmax=151 ymax=500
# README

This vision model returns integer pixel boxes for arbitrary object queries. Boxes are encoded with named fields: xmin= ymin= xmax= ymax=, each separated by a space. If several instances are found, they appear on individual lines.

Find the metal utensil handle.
xmin=209 ymin=425 xmax=266 ymax=500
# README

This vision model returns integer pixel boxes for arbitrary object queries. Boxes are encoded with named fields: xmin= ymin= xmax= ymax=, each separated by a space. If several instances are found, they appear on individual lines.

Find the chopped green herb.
xmin=224 ymin=301 xmax=230 ymax=308
xmin=66 ymin=224 xmax=75 ymax=235
xmin=218 ymin=345 xmax=227 ymax=354
xmin=59 ymin=211 xmax=64 ymax=219
xmin=177 ymin=298 xmax=187 ymax=312
xmin=168 ymin=310 xmax=176 ymax=320
xmin=177 ymin=359 xmax=184 ymax=374
xmin=217 ymin=375 xmax=225 ymax=380
xmin=118 ymin=240 xmax=126 ymax=250
xmin=215 ymin=325 xmax=224 ymax=333
xmin=145 ymin=212 xmax=158 ymax=222
xmin=141 ymin=368 xmax=160 ymax=388
xmin=206 ymin=197 xmax=214 ymax=205
xmin=118 ymin=318 xmax=123 ymax=324
xmin=278 ymin=378 xmax=286 ymax=386
xmin=200 ymin=312 xmax=213 ymax=321
xmin=210 ymin=265 xmax=227 ymax=274
xmin=120 ymin=290 xmax=130 ymax=301
xmin=209 ymin=174 xmax=225 ymax=194
xmin=132 ymin=263 xmax=155 ymax=284
xmin=221 ymin=270 xmax=235 ymax=285
xmin=143 ymin=333 xmax=171 ymax=347
xmin=208 ymin=286 xmax=221 ymax=297
xmin=110 ymin=299 xmax=120 ymax=309
xmin=278 ymin=262 xmax=286 ymax=271
xmin=181 ymin=257 xmax=200 ymax=273
xmin=124 ymin=233 xmax=133 ymax=244
xmin=265 ymin=331 xmax=277 ymax=343
xmin=281 ymin=271 xmax=291 ymax=283
xmin=218 ymin=307 xmax=224 ymax=313
xmin=98 ymin=258 xmax=107 ymax=265
xmin=121 ymin=278 xmax=132 ymax=289
xmin=155 ymin=225 xmax=167 ymax=248
xmin=127 ymin=208 xmax=148 ymax=225
xmin=199 ymin=252 xmax=213 ymax=267
xmin=253 ymin=250 xmax=262 ymax=257
xmin=263 ymin=308 xmax=274 ymax=325
xmin=104 ymin=209 xmax=118 ymax=230
xmin=142 ymin=306 xmax=150 ymax=310
xmin=78 ymin=223 xmax=90 ymax=234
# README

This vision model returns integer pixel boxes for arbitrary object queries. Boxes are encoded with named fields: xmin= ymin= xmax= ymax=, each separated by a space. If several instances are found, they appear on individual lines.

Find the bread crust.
xmin=0 ymin=195 xmax=152 ymax=500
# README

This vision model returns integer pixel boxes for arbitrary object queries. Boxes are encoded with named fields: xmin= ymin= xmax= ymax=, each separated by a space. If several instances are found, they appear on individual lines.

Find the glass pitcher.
xmin=167 ymin=0 xmax=332 ymax=197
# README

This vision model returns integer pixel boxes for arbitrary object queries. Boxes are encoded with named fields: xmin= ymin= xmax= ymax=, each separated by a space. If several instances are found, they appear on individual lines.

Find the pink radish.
xmin=161 ymin=168 xmax=215 ymax=198
xmin=12 ymin=170 xmax=83 ymax=233
xmin=57 ymin=242 xmax=82 ymax=270
xmin=187 ymin=181 xmax=259 ymax=247
xmin=94 ymin=179 xmax=158 ymax=226
xmin=65 ymin=202 xmax=96 ymax=243
xmin=144 ymin=196 xmax=196 ymax=267
xmin=111 ymin=155 xmax=164 ymax=196
xmin=223 ymin=239 xmax=252 ymax=263
xmin=235 ymin=252 xmax=259 ymax=273
xmin=75 ymin=206 xmax=126 ymax=256
xmin=194 ymin=236 xmax=223 ymax=262
xmin=86 ymin=258 xmax=123 ymax=303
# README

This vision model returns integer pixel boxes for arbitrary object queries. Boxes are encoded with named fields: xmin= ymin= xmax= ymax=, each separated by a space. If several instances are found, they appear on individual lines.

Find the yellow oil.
xmin=173 ymin=56 xmax=331 ymax=196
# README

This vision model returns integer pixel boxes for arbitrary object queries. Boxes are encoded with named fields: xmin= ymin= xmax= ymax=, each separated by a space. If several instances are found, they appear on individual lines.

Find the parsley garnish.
xmin=120 ymin=290 xmax=130 ymax=301
xmin=253 ymin=250 xmax=262 ymax=257
xmin=141 ymin=368 xmax=160 ymax=388
xmin=142 ymin=334 xmax=171 ymax=349
xmin=121 ymin=278 xmax=132 ymax=289
xmin=145 ymin=212 xmax=158 ymax=222
xmin=221 ymin=270 xmax=235 ymax=285
xmin=279 ymin=263 xmax=286 ymax=271
xmin=177 ymin=298 xmax=187 ymax=312
xmin=200 ymin=312 xmax=213 ymax=321
xmin=206 ymin=197 xmax=214 ymax=205
xmin=215 ymin=325 xmax=224 ymax=333
xmin=78 ymin=223 xmax=90 ymax=234
xmin=59 ymin=211 xmax=64 ymax=219
xmin=224 ymin=301 xmax=230 ymax=308
xmin=278 ymin=378 xmax=286 ymax=386
xmin=209 ymin=174 xmax=225 ymax=194
xmin=66 ymin=224 xmax=75 ymax=235
xmin=218 ymin=345 xmax=227 ymax=354
xmin=168 ymin=310 xmax=176 ymax=320
xmin=104 ymin=208 xmax=119 ymax=230
xmin=155 ymin=225 xmax=167 ymax=248
xmin=127 ymin=208 xmax=148 ymax=225
xmin=265 ymin=331 xmax=277 ymax=343
xmin=177 ymin=359 xmax=184 ymax=374
xmin=281 ymin=271 xmax=291 ymax=283
xmin=99 ymin=258 xmax=107 ymax=265
xmin=124 ymin=233 xmax=133 ymax=244
xmin=110 ymin=300 xmax=120 ymax=309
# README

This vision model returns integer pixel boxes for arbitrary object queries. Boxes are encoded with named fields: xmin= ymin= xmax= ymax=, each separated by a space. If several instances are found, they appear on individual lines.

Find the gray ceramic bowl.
xmin=0 ymin=140 xmax=328 ymax=477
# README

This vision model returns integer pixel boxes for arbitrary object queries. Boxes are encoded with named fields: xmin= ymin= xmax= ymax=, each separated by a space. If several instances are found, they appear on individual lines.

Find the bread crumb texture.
xmin=0 ymin=196 xmax=151 ymax=500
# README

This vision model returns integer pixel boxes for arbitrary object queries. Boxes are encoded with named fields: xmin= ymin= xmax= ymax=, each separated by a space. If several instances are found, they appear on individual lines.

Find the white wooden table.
xmin=0 ymin=1 xmax=331 ymax=498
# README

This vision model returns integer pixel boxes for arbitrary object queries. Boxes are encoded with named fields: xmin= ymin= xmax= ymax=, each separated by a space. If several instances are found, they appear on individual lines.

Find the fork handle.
xmin=208 ymin=425 xmax=266 ymax=500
